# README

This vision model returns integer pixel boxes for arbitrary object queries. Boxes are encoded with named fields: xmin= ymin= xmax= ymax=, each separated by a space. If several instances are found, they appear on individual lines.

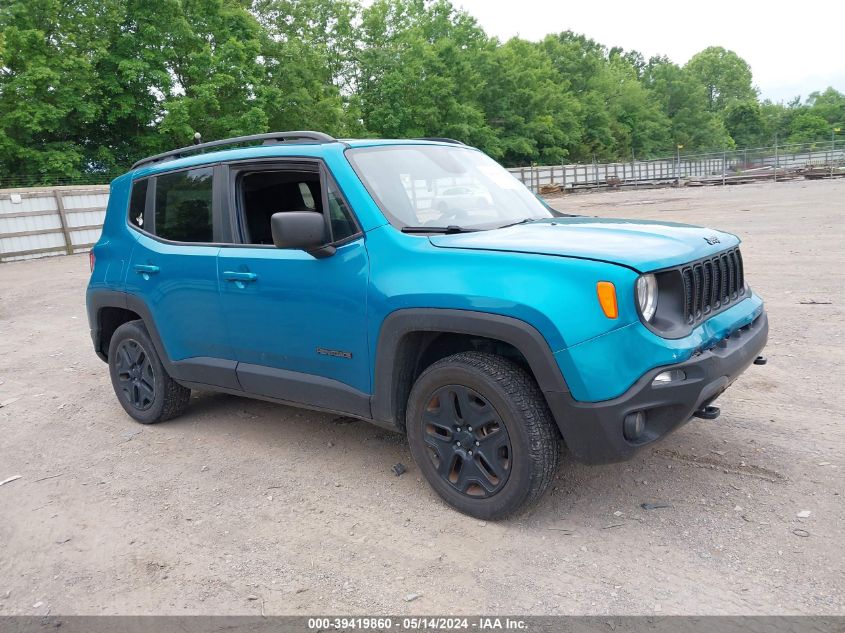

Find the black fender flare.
xmin=371 ymin=308 xmax=571 ymax=427
xmin=87 ymin=289 xmax=176 ymax=370
xmin=87 ymin=289 xmax=240 ymax=390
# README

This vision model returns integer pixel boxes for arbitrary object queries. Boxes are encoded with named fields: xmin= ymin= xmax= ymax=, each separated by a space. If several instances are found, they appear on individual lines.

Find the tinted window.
xmin=155 ymin=167 xmax=213 ymax=242
xmin=128 ymin=179 xmax=148 ymax=229
xmin=327 ymin=183 xmax=357 ymax=241
xmin=240 ymin=171 xmax=322 ymax=245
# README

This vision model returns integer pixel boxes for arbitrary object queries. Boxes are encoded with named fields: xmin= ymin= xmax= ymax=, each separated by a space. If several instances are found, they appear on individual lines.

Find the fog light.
xmin=652 ymin=369 xmax=686 ymax=385
xmin=623 ymin=411 xmax=646 ymax=441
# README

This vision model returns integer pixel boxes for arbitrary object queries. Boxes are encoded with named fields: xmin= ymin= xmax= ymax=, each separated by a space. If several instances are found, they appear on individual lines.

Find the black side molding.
xmin=237 ymin=363 xmax=371 ymax=419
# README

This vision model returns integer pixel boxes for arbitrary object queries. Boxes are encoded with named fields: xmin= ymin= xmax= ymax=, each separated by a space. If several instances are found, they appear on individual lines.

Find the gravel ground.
xmin=0 ymin=179 xmax=843 ymax=616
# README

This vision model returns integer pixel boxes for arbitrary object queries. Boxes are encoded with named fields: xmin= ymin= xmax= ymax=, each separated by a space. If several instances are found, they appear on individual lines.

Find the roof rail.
xmin=414 ymin=137 xmax=466 ymax=145
xmin=131 ymin=131 xmax=338 ymax=170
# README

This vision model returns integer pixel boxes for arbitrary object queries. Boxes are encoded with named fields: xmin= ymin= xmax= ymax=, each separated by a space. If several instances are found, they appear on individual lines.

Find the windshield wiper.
xmin=497 ymin=217 xmax=538 ymax=229
xmin=401 ymin=225 xmax=477 ymax=234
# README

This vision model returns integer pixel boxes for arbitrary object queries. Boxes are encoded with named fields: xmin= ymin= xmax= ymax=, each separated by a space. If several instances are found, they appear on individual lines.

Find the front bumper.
xmin=546 ymin=311 xmax=768 ymax=464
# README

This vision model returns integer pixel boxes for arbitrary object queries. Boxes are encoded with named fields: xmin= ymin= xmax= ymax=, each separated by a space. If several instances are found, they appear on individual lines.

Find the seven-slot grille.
xmin=680 ymin=248 xmax=745 ymax=324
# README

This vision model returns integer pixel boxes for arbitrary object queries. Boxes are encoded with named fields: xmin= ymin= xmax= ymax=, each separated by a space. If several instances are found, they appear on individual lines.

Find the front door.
xmin=217 ymin=162 xmax=370 ymax=416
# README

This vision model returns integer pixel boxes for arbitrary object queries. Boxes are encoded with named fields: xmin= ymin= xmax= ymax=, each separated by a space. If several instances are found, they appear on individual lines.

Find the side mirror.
xmin=270 ymin=211 xmax=335 ymax=258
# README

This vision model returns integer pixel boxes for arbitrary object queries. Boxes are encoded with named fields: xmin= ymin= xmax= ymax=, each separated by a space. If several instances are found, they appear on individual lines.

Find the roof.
xmin=128 ymin=131 xmax=467 ymax=176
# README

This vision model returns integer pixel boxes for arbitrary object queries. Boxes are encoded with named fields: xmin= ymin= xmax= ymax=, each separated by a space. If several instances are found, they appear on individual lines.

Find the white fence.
xmin=0 ymin=185 xmax=109 ymax=263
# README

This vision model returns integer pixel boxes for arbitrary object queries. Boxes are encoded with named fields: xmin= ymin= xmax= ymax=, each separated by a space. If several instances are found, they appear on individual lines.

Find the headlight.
xmin=637 ymin=274 xmax=658 ymax=321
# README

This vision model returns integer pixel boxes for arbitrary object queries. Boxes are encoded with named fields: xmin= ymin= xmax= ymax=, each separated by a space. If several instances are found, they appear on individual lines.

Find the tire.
xmin=406 ymin=351 xmax=560 ymax=519
xmin=108 ymin=320 xmax=190 ymax=424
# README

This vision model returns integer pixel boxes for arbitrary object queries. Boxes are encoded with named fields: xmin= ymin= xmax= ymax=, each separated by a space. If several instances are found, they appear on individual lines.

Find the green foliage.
xmin=481 ymin=38 xmax=580 ymax=164
xmin=355 ymin=0 xmax=497 ymax=152
xmin=0 ymin=0 xmax=840 ymax=183
xmin=786 ymin=112 xmax=833 ymax=145
xmin=685 ymin=46 xmax=757 ymax=112
xmin=644 ymin=58 xmax=733 ymax=151
xmin=723 ymin=100 xmax=766 ymax=148
xmin=806 ymin=88 xmax=845 ymax=128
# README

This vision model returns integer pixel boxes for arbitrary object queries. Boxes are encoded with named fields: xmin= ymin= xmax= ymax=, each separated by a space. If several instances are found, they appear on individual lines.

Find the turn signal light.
xmin=596 ymin=281 xmax=618 ymax=319
xmin=89 ymin=251 xmax=95 ymax=272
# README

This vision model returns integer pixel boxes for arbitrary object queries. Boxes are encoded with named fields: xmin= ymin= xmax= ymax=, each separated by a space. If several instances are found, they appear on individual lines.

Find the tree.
xmin=0 ymin=0 xmax=111 ymax=180
xmin=806 ymin=87 xmax=845 ymax=128
xmin=542 ymin=33 xmax=669 ymax=161
xmin=251 ymin=0 xmax=358 ymax=135
xmin=590 ymin=56 xmax=670 ymax=159
xmin=355 ymin=0 xmax=497 ymax=150
xmin=786 ymin=112 xmax=831 ymax=145
xmin=0 ymin=0 xmax=841 ymax=182
xmin=644 ymin=57 xmax=732 ymax=151
xmin=723 ymin=100 xmax=766 ymax=148
xmin=686 ymin=46 xmax=757 ymax=112
xmin=155 ymin=0 xmax=270 ymax=145
xmin=481 ymin=38 xmax=581 ymax=165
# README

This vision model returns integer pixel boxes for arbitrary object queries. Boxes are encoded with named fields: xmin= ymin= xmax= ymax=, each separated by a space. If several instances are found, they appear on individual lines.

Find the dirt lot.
xmin=0 ymin=179 xmax=843 ymax=616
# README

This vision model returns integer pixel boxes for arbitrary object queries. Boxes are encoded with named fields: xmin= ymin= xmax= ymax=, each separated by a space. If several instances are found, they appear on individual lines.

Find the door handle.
xmin=222 ymin=271 xmax=258 ymax=283
xmin=134 ymin=264 xmax=159 ymax=277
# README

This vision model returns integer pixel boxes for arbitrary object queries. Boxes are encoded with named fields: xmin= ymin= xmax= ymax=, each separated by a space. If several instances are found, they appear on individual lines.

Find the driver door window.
xmin=237 ymin=168 xmax=358 ymax=245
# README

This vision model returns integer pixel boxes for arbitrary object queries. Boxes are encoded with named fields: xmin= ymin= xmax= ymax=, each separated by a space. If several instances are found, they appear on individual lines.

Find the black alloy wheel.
xmin=108 ymin=320 xmax=191 ymax=424
xmin=406 ymin=351 xmax=560 ymax=519
xmin=421 ymin=384 xmax=512 ymax=498
xmin=114 ymin=339 xmax=156 ymax=411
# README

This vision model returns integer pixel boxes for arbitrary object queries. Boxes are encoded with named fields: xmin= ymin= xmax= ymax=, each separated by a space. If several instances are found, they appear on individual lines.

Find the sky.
xmin=453 ymin=0 xmax=844 ymax=103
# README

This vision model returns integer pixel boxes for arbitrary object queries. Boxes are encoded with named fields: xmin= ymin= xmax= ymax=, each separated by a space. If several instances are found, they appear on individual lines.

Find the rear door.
xmin=216 ymin=160 xmax=371 ymax=416
xmin=125 ymin=165 xmax=238 ymax=388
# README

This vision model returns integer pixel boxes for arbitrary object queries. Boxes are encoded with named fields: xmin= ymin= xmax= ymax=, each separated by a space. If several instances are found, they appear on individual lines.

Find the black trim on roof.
xmin=413 ymin=137 xmax=466 ymax=145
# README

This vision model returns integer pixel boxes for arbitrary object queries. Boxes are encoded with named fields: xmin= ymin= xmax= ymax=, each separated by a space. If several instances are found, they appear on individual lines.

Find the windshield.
xmin=346 ymin=145 xmax=555 ymax=230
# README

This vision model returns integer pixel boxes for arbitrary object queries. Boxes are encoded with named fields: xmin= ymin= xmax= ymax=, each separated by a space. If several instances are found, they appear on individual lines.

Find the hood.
xmin=428 ymin=217 xmax=740 ymax=272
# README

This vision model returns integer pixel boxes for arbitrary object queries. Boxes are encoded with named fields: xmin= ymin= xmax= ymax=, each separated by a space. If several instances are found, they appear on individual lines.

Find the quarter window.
xmin=327 ymin=183 xmax=357 ymax=242
xmin=155 ymin=167 xmax=214 ymax=242
xmin=128 ymin=178 xmax=148 ymax=229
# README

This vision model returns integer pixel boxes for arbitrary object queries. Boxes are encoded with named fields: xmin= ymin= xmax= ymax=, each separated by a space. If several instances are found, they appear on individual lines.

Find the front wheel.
xmin=406 ymin=352 xmax=560 ymax=519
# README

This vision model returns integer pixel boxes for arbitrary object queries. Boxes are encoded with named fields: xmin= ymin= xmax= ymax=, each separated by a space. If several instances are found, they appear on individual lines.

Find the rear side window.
xmin=128 ymin=179 xmax=148 ymax=229
xmin=155 ymin=167 xmax=213 ymax=242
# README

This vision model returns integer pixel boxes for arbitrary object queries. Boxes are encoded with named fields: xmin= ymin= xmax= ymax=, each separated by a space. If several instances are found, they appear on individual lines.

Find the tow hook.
xmin=754 ymin=355 xmax=767 ymax=365
xmin=694 ymin=405 xmax=721 ymax=420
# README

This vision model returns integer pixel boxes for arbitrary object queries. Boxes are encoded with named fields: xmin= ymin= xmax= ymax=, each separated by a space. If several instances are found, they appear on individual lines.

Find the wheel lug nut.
xmin=456 ymin=427 xmax=461 ymax=432
xmin=456 ymin=441 xmax=461 ymax=447
xmin=475 ymin=440 xmax=480 ymax=446
xmin=468 ymin=426 xmax=473 ymax=431
xmin=468 ymin=450 xmax=473 ymax=456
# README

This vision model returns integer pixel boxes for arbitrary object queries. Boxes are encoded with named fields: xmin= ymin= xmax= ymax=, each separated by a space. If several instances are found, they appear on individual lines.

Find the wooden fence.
xmin=0 ymin=185 xmax=109 ymax=263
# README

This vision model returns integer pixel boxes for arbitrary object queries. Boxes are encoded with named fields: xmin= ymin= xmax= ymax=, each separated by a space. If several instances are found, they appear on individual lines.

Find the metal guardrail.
xmin=509 ymin=141 xmax=845 ymax=193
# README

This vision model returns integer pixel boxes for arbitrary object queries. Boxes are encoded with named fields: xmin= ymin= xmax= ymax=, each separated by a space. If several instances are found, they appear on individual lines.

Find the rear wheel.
xmin=406 ymin=352 xmax=560 ymax=519
xmin=108 ymin=320 xmax=190 ymax=424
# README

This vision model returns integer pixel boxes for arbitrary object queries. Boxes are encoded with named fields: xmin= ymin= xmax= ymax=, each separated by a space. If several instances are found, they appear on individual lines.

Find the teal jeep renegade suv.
xmin=87 ymin=131 xmax=768 ymax=519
